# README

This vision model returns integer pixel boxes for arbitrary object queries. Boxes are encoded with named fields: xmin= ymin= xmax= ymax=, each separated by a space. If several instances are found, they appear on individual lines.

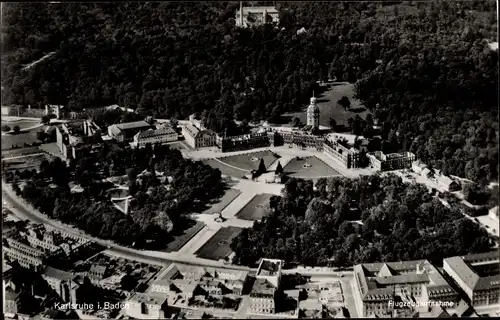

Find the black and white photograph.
xmin=1 ymin=1 xmax=499 ymax=319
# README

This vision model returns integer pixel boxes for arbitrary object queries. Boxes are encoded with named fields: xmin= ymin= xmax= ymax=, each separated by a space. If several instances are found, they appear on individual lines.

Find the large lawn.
xmin=195 ymin=226 xmax=242 ymax=261
xmin=163 ymin=220 xmax=206 ymax=253
xmin=218 ymin=150 xmax=279 ymax=171
xmin=1 ymin=132 xmax=40 ymax=150
xmin=1 ymin=119 xmax=41 ymax=130
xmin=235 ymin=193 xmax=274 ymax=221
xmin=284 ymin=82 xmax=371 ymax=127
xmin=284 ymin=156 xmax=340 ymax=178
xmin=203 ymin=159 xmax=248 ymax=178
xmin=201 ymin=188 xmax=242 ymax=214
xmin=2 ymin=154 xmax=54 ymax=172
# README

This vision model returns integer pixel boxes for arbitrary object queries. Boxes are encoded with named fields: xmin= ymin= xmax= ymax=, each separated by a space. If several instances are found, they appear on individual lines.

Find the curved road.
xmin=2 ymin=181 xmax=252 ymax=271
xmin=2 ymin=180 xmax=352 ymax=279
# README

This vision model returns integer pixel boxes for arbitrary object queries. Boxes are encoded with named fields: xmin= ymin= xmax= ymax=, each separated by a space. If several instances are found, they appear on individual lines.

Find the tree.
xmin=170 ymin=117 xmax=179 ymax=129
xmin=328 ymin=117 xmax=336 ymax=130
xmin=337 ymin=96 xmax=351 ymax=110
xmin=275 ymin=161 xmax=284 ymax=175
xmin=1 ymin=125 xmax=11 ymax=132
xmin=258 ymin=158 xmax=266 ymax=174
xmin=36 ymin=131 xmax=46 ymax=142
xmin=291 ymin=117 xmax=302 ymax=128
xmin=41 ymin=115 xmax=51 ymax=125
xmin=13 ymin=125 xmax=21 ymax=134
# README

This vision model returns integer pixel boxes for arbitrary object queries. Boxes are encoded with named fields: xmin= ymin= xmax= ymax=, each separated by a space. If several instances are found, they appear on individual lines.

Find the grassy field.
xmin=163 ymin=220 xmax=206 ymax=253
xmin=1 ymin=131 xmax=40 ymax=150
xmin=203 ymin=159 xmax=248 ymax=178
xmin=195 ymin=226 xmax=242 ymax=261
xmin=235 ymin=193 xmax=274 ymax=221
xmin=284 ymin=82 xmax=371 ymax=127
xmin=166 ymin=141 xmax=186 ymax=150
xmin=219 ymin=150 xmax=279 ymax=171
xmin=201 ymin=188 xmax=242 ymax=214
xmin=3 ymin=154 xmax=53 ymax=172
xmin=1 ymin=119 xmax=41 ymax=130
xmin=1 ymin=146 xmax=41 ymax=158
xmin=284 ymin=156 xmax=341 ymax=179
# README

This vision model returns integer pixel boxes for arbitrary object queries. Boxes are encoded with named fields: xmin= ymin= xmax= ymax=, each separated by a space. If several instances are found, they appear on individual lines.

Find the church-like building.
xmin=306 ymin=96 xmax=320 ymax=130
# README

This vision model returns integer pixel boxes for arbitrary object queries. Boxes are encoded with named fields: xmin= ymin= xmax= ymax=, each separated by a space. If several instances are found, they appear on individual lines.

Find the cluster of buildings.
xmin=2 ymin=223 xmax=92 ymax=272
xmin=180 ymin=95 xmax=422 ymax=173
xmin=54 ymin=116 xmax=179 ymax=161
xmin=107 ymin=116 xmax=178 ymax=146
xmin=55 ymin=119 xmax=102 ymax=160
xmin=367 ymin=151 xmax=416 ymax=171
xmin=235 ymin=3 xmax=279 ymax=28
xmin=126 ymin=263 xmax=250 ymax=319
xmin=353 ymin=251 xmax=499 ymax=318
xmin=249 ymin=258 xmax=284 ymax=314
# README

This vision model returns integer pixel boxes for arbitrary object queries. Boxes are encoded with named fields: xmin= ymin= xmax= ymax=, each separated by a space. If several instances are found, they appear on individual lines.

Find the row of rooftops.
xmin=355 ymin=251 xmax=499 ymax=302
xmin=135 ymin=126 xmax=176 ymax=139
xmin=355 ymin=259 xmax=456 ymax=302
xmin=444 ymin=251 xmax=500 ymax=291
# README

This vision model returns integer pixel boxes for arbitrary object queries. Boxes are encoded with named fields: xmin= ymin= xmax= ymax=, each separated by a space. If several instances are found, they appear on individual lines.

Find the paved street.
xmin=2 ymin=181 xmax=252 ymax=271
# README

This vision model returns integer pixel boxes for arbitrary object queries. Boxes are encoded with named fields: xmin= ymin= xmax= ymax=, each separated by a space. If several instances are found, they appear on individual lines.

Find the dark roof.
xmin=89 ymin=264 xmax=107 ymax=278
xmin=42 ymin=266 xmax=74 ymax=281
xmin=444 ymin=252 xmax=499 ymax=291
xmin=250 ymin=279 xmax=276 ymax=296
xmin=114 ymin=120 xmax=153 ymax=131
xmin=136 ymin=127 xmax=176 ymax=139
xmin=4 ymin=289 xmax=19 ymax=301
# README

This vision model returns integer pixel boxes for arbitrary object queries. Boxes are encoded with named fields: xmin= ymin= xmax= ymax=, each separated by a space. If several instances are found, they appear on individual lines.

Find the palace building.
xmin=353 ymin=260 xmax=458 ymax=318
xmin=367 ymin=151 xmax=415 ymax=171
xmin=323 ymin=136 xmax=361 ymax=168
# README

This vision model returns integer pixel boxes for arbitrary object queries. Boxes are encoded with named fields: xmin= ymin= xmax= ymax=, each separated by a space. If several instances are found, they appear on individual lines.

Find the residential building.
xmin=181 ymin=122 xmax=217 ymax=149
xmin=353 ymin=260 xmax=458 ymax=318
xmin=133 ymin=125 xmax=177 ymax=148
xmin=250 ymin=259 xmax=283 ymax=314
xmin=367 ymin=151 xmax=415 ymax=171
xmin=250 ymin=278 xmax=278 ymax=314
xmin=3 ymin=236 xmax=56 ymax=271
xmin=126 ymin=292 xmax=169 ymax=319
xmin=42 ymin=266 xmax=79 ymax=303
xmin=107 ymin=118 xmax=156 ymax=142
xmin=56 ymin=119 xmax=102 ymax=160
xmin=235 ymin=3 xmax=279 ymax=28
xmin=87 ymin=264 xmax=109 ymax=285
xmin=151 ymin=263 xmax=248 ymax=299
xmin=443 ymin=251 xmax=500 ymax=307
xmin=26 ymin=224 xmax=90 ymax=257
xmin=4 ymin=290 xmax=21 ymax=318
xmin=199 ymin=280 xmax=224 ymax=296
xmin=323 ymin=137 xmax=360 ymax=168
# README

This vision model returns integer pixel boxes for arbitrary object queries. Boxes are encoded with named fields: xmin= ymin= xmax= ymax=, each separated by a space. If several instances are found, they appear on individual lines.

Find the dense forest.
xmin=4 ymin=144 xmax=223 ymax=248
xmin=1 ymin=1 xmax=498 ymax=184
xmin=230 ymin=176 xmax=494 ymax=267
